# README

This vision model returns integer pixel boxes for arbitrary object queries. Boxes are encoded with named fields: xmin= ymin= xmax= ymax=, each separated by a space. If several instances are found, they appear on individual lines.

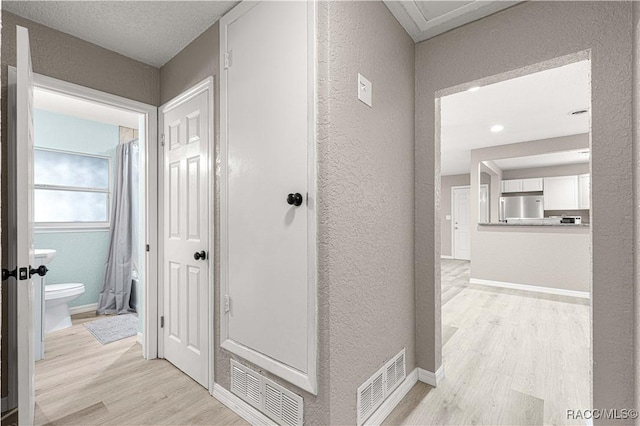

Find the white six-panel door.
xmin=13 ymin=25 xmax=37 ymax=425
xmin=453 ymin=187 xmax=471 ymax=261
xmin=220 ymin=1 xmax=317 ymax=394
xmin=162 ymin=88 xmax=210 ymax=388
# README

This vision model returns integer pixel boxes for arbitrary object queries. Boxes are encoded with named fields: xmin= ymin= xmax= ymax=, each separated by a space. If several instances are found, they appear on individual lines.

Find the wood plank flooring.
xmin=384 ymin=259 xmax=591 ymax=426
xmin=34 ymin=261 xmax=590 ymax=425
xmin=34 ymin=313 xmax=246 ymax=426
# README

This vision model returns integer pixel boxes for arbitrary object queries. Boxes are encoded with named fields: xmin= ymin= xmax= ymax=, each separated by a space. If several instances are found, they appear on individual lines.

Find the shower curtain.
xmin=97 ymin=140 xmax=138 ymax=314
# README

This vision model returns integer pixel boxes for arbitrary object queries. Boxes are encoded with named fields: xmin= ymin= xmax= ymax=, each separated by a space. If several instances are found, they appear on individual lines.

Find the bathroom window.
xmin=34 ymin=148 xmax=111 ymax=228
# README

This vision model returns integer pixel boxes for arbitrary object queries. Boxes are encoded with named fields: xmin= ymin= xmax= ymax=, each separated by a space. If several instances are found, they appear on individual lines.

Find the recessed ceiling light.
xmin=569 ymin=108 xmax=589 ymax=116
xmin=468 ymin=86 xmax=481 ymax=92
xmin=490 ymin=124 xmax=504 ymax=133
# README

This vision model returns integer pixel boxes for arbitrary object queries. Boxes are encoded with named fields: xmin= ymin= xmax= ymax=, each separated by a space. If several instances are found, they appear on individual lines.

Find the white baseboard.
xmin=469 ymin=278 xmax=590 ymax=299
xmin=212 ymin=383 xmax=276 ymax=425
xmin=441 ymin=255 xmax=454 ymax=259
xmin=418 ymin=365 xmax=445 ymax=387
xmin=69 ymin=303 xmax=98 ymax=315
xmin=364 ymin=368 xmax=418 ymax=425
xmin=137 ymin=332 xmax=143 ymax=345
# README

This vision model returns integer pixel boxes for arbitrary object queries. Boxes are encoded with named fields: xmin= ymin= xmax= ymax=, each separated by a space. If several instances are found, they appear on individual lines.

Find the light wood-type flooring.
xmin=385 ymin=259 xmax=591 ymax=425
xmin=34 ymin=313 xmax=246 ymax=426
xmin=34 ymin=260 xmax=590 ymax=425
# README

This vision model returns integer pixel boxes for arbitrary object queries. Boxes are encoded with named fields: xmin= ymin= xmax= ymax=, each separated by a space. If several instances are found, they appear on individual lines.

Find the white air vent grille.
xmin=357 ymin=348 xmax=407 ymax=425
xmin=385 ymin=350 xmax=406 ymax=395
xmin=230 ymin=360 xmax=303 ymax=426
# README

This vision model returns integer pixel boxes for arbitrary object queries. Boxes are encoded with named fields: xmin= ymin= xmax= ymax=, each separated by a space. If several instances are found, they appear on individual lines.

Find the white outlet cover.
xmin=358 ymin=73 xmax=372 ymax=107
xmin=445 ymin=214 xmax=451 ymax=220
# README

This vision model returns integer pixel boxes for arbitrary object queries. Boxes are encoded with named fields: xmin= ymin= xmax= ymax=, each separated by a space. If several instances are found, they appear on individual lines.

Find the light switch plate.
xmin=358 ymin=73 xmax=372 ymax=107
xmin=445 ymin=215 xmax=451 ymax=220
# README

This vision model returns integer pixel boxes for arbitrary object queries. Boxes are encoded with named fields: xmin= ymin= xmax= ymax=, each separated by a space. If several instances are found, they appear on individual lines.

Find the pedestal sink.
xmin=34 ymin=248 xmax=56 ymax=264
xmin=34 ymin=249 xmax=56 ymax=361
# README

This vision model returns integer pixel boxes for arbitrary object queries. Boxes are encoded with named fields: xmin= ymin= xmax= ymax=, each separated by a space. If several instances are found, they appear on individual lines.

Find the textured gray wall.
xmin=1 ymin=11 xmax=159 ymax=400
xmin=635 ymin=3 xmax=640 ymax=420
xmin=320 ymin=2 xmax=415 ymax=423
xmin=416 ymin=0 xmax=634 ymax=412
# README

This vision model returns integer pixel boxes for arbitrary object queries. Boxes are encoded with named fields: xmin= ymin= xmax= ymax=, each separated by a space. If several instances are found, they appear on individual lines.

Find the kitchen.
xmin=437 ymin=57 xmax=592 ymax=424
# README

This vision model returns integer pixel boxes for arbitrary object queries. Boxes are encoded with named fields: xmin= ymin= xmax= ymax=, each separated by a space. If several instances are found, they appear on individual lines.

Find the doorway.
xmin=4 ymin=62 xmax=158 ymax=423
xmin=434 ymin=56 xmax=593 ymax=424
xmin=451 ymin=186 xmax=470 ymax=260
xmin=158 ymin=78 xmax=214 ymax=391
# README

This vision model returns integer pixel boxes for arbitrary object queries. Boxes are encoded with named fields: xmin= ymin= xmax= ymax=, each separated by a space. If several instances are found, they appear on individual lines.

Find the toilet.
xmin=44 ymin=283 xmax=85 ymax=333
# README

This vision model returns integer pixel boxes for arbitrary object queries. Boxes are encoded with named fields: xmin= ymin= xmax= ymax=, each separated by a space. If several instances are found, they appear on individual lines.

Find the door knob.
xmin=287 ymin=193 xmax=303 ymax=207
xmin=2 ymin=268 xmax=16 ymax=281
xmin=29 ymin=265 xmax=48 ymax=278
xmin=194 ymin=250 xmax=207 ymax=261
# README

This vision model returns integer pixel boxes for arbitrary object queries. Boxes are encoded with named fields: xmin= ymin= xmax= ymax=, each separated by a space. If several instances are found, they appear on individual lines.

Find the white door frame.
xmin=479 ymin=183 xmax=489 ymax=224
xmin=451 ymin=185 xmax=471 ymax=261
xmin=158 ymin=77 xmax=215 ymax=392
xmin=31 ymin=73 xmax=159 ymax=359
xmin=219 ymin=1 xmax=318 ymax=394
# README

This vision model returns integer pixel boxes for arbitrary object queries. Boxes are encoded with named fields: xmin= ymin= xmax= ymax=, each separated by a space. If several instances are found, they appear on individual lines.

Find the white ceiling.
xmin=384 ymin=0 xmax=521 ymax=42
xmin=441 ymin=60 xmax=591 ymax=176
xmin=35 ymin=87 xmax=141 ymax=128
xmin=492 ymin=150 xmax=590 ymax=171
xmin=3 ymin=1 xmax=239 ymax=67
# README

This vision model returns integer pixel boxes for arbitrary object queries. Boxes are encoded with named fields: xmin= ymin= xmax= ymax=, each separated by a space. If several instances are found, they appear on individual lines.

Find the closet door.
xmin=220 ymin=1 xmax=316 ymax=394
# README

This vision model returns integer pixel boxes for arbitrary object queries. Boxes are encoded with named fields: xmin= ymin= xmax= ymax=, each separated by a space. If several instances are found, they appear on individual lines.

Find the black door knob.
xmin=194 ymin=250 xmax=207 ymax=261
xmin=29 ymin=265 xmax=48 ymax=278
xmin=287 ymin=193 xmax=303 ymax=207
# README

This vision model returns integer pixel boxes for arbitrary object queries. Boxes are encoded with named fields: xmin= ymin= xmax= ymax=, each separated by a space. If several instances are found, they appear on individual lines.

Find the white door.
xmin=221 ymin=0 xmax=315 ymax=391
xmin=12 ymin=26 xmax=36 ymax=425
xmin=161 ymin=88 xmax=210 ymax=388
xmin=453 ymin=187 xmax=471 ymax=260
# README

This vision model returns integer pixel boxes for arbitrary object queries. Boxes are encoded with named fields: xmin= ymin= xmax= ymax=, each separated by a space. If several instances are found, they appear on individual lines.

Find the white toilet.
xmin=45 ymin=283 xmax=85 ymax=333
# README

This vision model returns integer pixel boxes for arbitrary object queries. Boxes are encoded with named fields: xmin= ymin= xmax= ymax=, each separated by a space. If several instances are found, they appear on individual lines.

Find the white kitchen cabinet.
xmin=578 ymin=174 xmax=590 ymax=209
xmin=501 ymin=178 xmax=543 ymax=193
xmin=543 ymin=175 xmax=579 ymax=210
xmin=522 ymin=178 xmax=543 ymax=192
xmin=502 ymin=179 xmax=523 ymax=193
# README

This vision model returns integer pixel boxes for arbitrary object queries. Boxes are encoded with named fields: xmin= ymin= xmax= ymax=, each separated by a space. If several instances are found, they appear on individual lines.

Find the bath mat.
xmin=84 ymin=314 xmax=138 ymax=345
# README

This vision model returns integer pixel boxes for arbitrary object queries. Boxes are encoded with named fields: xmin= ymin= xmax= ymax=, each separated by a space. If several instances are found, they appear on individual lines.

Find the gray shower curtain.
xmin=97 ymin=141 xmax=138 ymax=314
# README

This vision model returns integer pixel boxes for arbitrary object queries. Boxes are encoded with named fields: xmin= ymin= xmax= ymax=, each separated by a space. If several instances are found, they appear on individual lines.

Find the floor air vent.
xmin=230 ymin=360 xmax=303 ymax=426
xmin=357 ymin=348 xmax=406 ymax=425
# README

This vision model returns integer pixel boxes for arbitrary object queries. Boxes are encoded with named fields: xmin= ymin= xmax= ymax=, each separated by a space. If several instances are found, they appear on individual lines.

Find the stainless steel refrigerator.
xmin=499 ymin=195 xmax=544 ymax=221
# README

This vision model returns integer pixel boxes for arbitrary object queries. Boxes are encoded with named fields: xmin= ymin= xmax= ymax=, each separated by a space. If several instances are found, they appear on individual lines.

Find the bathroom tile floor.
xmin=34 ymin=313 xmax=247 ymax=426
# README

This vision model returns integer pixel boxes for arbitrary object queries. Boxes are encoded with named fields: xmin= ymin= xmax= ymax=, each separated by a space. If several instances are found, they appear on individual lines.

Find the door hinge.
xmin=160 ymin=316 xmax=164 ymax=328
xmin=224 ymin=294 xmax=230 ymax=313
xmin=146 ymin=244 xmax=150 ymax=252
xmin=224 ymin=51 xmax=231 ymax=69
xmin=161 ymin=134 xmax=165 ymax=147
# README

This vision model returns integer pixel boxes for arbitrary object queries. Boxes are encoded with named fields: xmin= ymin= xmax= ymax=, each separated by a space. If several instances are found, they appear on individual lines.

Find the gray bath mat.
xmin=84 ymin=314 xmax=138 ymax=345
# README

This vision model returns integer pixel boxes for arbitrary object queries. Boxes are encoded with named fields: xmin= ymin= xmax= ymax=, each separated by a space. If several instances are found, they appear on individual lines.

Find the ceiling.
xmin=440 ymin=60 xmax=591 ymax=176
xmin=3 ymin=1 xmax=523 ymax=67
xmin=35 ymin=87 xmax=140 ymax=128
xmin=3 ymin=1 xmax=239 ymax=67
xmin=492 ymin=150 xmax=590 ymax=171
xmin=384 ymin=0 xmax=521 ymax=42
